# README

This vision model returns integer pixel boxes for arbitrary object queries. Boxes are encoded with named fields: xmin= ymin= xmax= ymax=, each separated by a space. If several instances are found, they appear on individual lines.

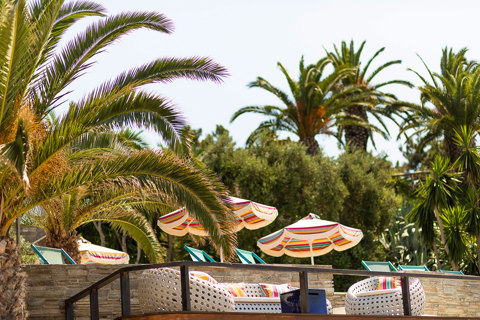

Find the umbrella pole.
xmin=309 ymin=241 xmax=314 ymax=265
xmin=220 ymin=246 xmax=224 ymax=262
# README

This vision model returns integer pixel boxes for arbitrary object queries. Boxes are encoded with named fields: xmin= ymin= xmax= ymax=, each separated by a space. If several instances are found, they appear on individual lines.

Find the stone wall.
xmin=24 ymin=265 xmax=128 ymax=320
xmin=320 ymin=274 xmax=480 ymax=318
xmin=331 ymin=292 xmax=346 ymax=308
xmin=24 ymin=264 xmax=333 ymax=320
xmin=23 ymin=265 xmax=480 ymax=319
xmin=420 ymin=275 xmax=480 ymax=317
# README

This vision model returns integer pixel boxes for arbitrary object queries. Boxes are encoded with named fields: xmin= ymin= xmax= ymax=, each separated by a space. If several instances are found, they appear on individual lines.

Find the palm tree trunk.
xmin=345 ymin=105 xmax=370 ymax=152
xmin=433 ymin=204 xmax=458 ymax=270
xmin=0 ymin=237 xmax=28 ymax=319
xmin=444 ymin=130 xmax=464 ymax=163
xmin=301 ymin=136 xmax=320 ymax=155
xmin=45 ymin=231 xmax=81 ymax=263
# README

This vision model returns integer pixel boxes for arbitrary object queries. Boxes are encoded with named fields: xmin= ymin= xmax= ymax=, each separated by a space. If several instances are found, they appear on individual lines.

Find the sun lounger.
xmin=398 ymin=265 xmax=429 ymax=272
xmin=184 ymin=245 xmax=216 ymax=262
xmin=361 ymin=260 xmax=397 ymax=272
xmin=31 ymin=244 xmax=76 ymax=264
xmin=235 ymin=248 xmax=266 ymax=264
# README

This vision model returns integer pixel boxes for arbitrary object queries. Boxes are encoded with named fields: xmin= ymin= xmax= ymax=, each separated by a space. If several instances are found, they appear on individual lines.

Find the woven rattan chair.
xmin=138 ymin=268 xmax=235 ymax=313
xmin=345 ymin=277 xmax=425 ymax=316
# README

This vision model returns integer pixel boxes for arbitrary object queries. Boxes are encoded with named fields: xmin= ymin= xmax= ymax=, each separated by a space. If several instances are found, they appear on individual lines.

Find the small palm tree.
xmin=326 ymin=40 xmax=412 ymax=151
xmin=403 ymin=47 xmax=480 ymax=162
xmin=231 ymin=57 xmax=379 ymax=155
xmin=31 ymin=183 xmax=166 ymax=263
xmin=29 ymin=132 xmax=165 ymax=263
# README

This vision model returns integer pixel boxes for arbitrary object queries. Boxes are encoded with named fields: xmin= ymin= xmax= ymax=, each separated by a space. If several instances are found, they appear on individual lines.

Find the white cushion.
xmin=234 ymin=297 xmax=280 ymax=303
xmin=356 ymin=288 xmax=400 ymax=297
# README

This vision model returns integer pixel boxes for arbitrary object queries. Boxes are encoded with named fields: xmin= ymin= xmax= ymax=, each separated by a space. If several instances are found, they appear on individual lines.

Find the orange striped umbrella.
xmin=158 ymin=197 xmax=278 ymax=262
xmin=257 ymin=213 xmax=363 ymax=265
xmin=157 ymin=197 xmax=278 ymax=237
xmin=77 ymin=238 xmax=129 ymax=264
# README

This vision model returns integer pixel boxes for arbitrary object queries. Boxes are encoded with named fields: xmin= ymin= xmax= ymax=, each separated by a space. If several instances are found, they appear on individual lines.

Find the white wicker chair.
xmin=345 ymin=277 xmax=425 ymax=316
xmin=138 ymin=268 xmax=235 ymax=313
xmin=224 ymin=283 xmax=333 ymax=314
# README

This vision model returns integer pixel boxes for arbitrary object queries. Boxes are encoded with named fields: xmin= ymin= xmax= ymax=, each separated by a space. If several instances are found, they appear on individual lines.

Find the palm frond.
xmin=33 ymin=11 xmax=176 ymax=116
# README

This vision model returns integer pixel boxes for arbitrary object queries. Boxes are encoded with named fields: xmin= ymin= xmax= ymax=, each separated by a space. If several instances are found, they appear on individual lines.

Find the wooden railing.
xmin=64 ymin=261 xmax=479 ymax=320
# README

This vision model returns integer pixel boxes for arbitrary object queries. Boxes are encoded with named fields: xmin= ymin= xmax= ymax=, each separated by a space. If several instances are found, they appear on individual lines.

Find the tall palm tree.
xmin=231 ymin=57 xmax=381 ymax=155
xmin=408 ymin=156 xmax=462 ymax=270
xmin=0 ymin=1 xmax=229 ymax=318
xmin=402 ymin=47 xmax=480 ymax=162
xmin=326 ymin=40 xmax=412 ymax=151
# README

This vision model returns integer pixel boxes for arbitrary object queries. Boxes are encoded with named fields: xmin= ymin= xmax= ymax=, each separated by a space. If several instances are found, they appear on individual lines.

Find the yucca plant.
xmin=0 ymin=1 xmax=230 ymax=318
xmin=452 ymin=126 xmax=480 ymax=272
xmin=441 ymin=205 xmax=468 ymax=267
xmin=408 ymin=156 xmax=462 ymax=270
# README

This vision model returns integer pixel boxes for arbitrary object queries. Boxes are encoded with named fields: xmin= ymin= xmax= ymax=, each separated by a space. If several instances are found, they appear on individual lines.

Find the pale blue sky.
xmin=64 ymin=0 xmax=480 ymax=165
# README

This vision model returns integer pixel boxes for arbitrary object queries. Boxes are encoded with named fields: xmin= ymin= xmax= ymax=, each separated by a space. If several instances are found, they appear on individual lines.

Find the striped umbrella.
xmin=257 ymin=213 xmax=363 ymax=265
xmin=157 ymin=196 xmax=278 ymax=261
xmin=77 ymin=238 xmax=129 ymax=264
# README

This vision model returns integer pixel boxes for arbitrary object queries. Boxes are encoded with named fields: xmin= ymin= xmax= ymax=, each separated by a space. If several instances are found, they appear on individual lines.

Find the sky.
xmin=63 ymin=0 xmax=480 ymax=165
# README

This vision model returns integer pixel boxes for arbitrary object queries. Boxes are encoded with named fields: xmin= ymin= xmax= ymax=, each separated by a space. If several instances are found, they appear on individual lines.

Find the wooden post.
xmin=90 ymin=288 xmax=99 ymax=320
xmin=400 ymin=276 xmax=412 ymax=316
xmin=65 ymin=302 xmax=74 ymax=320
xmin=180 ymin=265 xmax=191 ymax=311
xmin=299 ymin=271 xmax=309 ymax=313
xmin=167 ymin=234 xmax=173 ymax=262
xmin=120 ymin=271 xmax=131 ymax=316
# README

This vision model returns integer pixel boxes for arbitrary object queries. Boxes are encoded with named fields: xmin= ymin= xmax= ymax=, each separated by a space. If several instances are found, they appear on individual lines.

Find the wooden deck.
xmin=117 ymin=312 xmax=480 ymax=320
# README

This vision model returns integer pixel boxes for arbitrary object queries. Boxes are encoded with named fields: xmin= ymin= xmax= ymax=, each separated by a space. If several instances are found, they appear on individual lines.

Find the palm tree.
xmin=326 ymin=40 xmax=412 ymax=151
xmin=28 ymin=131 xmax=167 ymax=263
xmin=403 ymin=47 xmax=480 ymax=162
xmin=408 ymin=156 xmax=462 ymax=270
xmin=0 ymin=1 xmax=229 ymax=318
xmin=231 ymin=57 xmax=380 ymax=155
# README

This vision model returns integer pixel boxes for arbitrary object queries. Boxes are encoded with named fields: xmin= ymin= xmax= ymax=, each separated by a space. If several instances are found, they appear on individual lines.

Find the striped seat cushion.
xmin=259 ymin=283 xmax=293 ymax=297
xmin=375 ymin=276 xmax=401 ymax=290
xmin=222 ymin=283 xmax=246 ymax=297
xmin=189 ymin=271 xmax=218 ymax=285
